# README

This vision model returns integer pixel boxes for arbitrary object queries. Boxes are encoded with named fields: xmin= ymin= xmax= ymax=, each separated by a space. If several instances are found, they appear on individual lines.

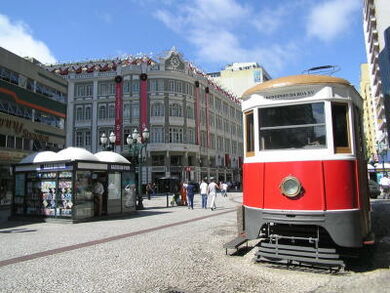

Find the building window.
xmin=210 ymin=134 xmax=215 ymax=149
xmin=123 ymin=80 xmax=130 ymax=93
xmin=225 ymin=139 xmax=231 ymax=153
xmin=201 ymin=131 xmax=207 ymax=147
xmin=0 ymin=134 xmax=6 ymax=147
xmin=152 ymin=155 xmax=165 ymax=166
xmin=150 ymin=79 xmax=158 ymax=91
xmin=186 ymin=105 xmax=194 ymax=119
xmin=169 ymin=128 xmax=183 ymax=143
xmin=23 ymin=138 xmax=30 ymax=150
xmin=187 ymin=128 xmax=195 ymax=144
xmin=98 ymin=104 xmax=106 ymax=120
xmin=217 ymin=136 xmax=223 ymax=151
xmin=169 ymin=80 xmax=175 ymax=92
xmin=131 ymin=103 xmax=139 ymax=119
xmin=6 ymin=135 xmax=14 ymax=148
xmin=124 ymin=104 xmax=130 ymax=119
xmin=169 ymin=103 xmax=182 ymax=117
xmin=132 ymin=80 xmax=140 ymax=93
xmin=108 ymin=104 xmax=115 ymax=119
xmin=75 ymin=132 xmax=83 ymax=147
xmin=209 ymin=113 xmax=215 ymax=127
xmin=85 ymin=131 xmax=91 ymax=146
xmin=16 ymin=137 xmax=23 ymax=149
xmin=170 ymin=155 xmax=182 ymax=166
xmin=98 ymin=81 xmax=115 ymax=96
xmin=85 ymin=106 xmax=91 ymax=121
xmin=76 ymin=106 xmax=84 ymax=121
xmin=75 ymin=83 xmax=93 ymax=97
xmin=151 ymin=103 xmax=165 ymax=117
xmin=151 ymin=127 xmax=164 ymax=143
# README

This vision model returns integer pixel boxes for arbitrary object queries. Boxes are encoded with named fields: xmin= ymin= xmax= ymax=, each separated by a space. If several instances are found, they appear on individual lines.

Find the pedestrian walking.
xmin=200 ymin=179 xmax=208 ymax=209
xmin=208 ymin=178 xmax=219 ymax=211
xmin=186 ymin=181 xmax=196 ymax=209
xmin=221 ymin=181 xmax=228 ymax=197
xmin=180 ymin=182 xmax=188 ymax=206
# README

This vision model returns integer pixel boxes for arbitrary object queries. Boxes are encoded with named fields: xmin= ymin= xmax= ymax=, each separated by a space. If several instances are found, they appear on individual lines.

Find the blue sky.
xmin=0 ymin=0 xmax=364 ymax=87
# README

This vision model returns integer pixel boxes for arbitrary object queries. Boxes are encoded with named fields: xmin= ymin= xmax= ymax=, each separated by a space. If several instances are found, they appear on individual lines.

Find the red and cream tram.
xmin=240 ymin=74 xmax=373 ymax=268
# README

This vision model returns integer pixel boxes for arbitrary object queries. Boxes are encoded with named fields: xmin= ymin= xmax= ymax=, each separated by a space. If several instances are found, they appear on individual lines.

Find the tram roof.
xmin=243 ymin=74 xmax=351 ymax=97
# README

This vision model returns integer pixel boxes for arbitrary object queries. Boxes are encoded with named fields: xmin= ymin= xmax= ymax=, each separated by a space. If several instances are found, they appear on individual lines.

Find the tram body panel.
xmin=244 ymin=160 xmax=359 ymax=211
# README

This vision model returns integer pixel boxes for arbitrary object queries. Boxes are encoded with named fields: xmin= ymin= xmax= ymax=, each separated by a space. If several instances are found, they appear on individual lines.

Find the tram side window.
xmin=258 ymin=103 xmax=326 ymax=150
xmin=244 ymin=111 xmax=255 ymax=156
xmin=332 ymin=103 xmax=351 ymax=153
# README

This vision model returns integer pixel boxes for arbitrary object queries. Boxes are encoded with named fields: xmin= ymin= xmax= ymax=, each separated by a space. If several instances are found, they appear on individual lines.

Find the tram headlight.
xmin=280 ymin=176 xmax=302 ymax=198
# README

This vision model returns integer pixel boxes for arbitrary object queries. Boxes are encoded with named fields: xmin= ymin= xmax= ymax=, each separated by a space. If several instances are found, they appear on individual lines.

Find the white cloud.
xmin=0 ymin=14 xmax=57 ymax=64
xmin=306 ymin=0 xmax=361 ymax=42
xmin=153 ymin=0 xmax=297 ymax=72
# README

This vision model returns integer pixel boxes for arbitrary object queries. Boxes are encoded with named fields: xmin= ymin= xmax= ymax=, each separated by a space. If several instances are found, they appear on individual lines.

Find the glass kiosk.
xmin=12 ymin=148 xmax=135 ymax=222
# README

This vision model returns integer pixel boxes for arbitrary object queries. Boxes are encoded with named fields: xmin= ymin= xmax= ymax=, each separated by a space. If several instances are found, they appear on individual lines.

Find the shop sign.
xmin=264 ymin=89 xmax=316 ymax=100
xmin=0 ymin=116 xmax=49 ymax=142
xmin=77 ymin=162 xmax=107 ymax=170
xmin=38 ymin=163 xmax=70 ymax=171
xmin=0 ymin=150 xmax=26 ymax=163
xmin=110 ymin=164 xmax=131 ymax=171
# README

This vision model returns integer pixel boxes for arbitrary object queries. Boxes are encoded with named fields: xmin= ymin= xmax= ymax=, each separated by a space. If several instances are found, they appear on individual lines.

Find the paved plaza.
xmin=1 ymin=193 xmax=390 ymax=292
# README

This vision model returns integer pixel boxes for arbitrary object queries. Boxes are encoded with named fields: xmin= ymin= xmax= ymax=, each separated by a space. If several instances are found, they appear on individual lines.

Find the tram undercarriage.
xmin=255 ymin=224 xmax=347 ymax=270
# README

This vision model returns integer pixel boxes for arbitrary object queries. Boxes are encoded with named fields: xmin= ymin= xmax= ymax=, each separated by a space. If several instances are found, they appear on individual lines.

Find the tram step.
xmin=223 ymin=236 xmax=248 ymax=255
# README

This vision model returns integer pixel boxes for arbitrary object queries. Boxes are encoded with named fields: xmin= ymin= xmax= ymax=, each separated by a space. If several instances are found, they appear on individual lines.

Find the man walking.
xmin=221 ymin=181 xmax=228 ymax=197
xmin=200 ymin=179 xmax=208 ymax=209
xmin=208 ymin=178 xmax=219 ymax=211
xmin=186 ymin=181 xmax=196 ymax=209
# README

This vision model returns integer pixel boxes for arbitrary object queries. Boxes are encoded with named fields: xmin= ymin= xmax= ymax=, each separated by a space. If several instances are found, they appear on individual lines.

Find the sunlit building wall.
xmin=208 ymin=62 xmax=271 ymax=97
xmin=363 ymin=0 xmax=390 ymax=149
xmin=360 ymin=63 xmax=377 ymax=159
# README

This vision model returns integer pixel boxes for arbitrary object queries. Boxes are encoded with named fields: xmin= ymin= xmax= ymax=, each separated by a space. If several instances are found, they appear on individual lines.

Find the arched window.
xmin=98 ymin=104 xmax=106 ymax=120
xmin=76 ymin=106 xmax=83 ymax=121
xmin=85 ymin=106 xmax=91 ymax=121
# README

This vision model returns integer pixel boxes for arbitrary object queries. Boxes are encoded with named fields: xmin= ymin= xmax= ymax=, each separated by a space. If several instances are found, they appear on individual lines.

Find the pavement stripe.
xmin=0 ymin=209 xmax=235 ymax=268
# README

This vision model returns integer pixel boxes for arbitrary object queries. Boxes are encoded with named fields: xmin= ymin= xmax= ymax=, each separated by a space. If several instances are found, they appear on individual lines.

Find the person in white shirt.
xmin=221 ymin=182 xmax=228 ymax=197
xmin=208 ymin=178 xmax=219 ymax=211
xmin=199 ymin=179 xmax=208 ymax=209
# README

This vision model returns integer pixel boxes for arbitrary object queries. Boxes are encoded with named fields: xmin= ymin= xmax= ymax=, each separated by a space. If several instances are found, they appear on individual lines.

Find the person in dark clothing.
xmin=186 ymin=182 xmax=196 ymax=210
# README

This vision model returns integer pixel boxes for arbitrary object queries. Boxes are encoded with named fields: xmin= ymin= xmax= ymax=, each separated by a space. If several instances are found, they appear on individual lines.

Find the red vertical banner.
xmin=140 ymin=73 xmax=148 ymax=132
xmin=195 ymin=81 xmax=200 ymax=145
xmin=205 ymin=87 xmax=210 ymax=148
xmin=114 ymin=75 xmax=123 ymax=145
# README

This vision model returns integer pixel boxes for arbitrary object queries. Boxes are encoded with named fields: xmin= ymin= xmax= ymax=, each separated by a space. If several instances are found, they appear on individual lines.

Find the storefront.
xmin=12 ymin=147 xmax=136 ymax=222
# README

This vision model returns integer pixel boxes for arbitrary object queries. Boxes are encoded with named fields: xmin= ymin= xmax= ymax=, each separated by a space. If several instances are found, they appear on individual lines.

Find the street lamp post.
xmin=126 ymin=128 xmax=149 ymax=209
xmin=100 ymin=131 xmax=116 ymax=151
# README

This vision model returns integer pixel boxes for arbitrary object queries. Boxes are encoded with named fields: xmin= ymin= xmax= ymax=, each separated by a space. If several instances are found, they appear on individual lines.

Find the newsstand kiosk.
xmin=12 ymin=147 xmax=136 ymax=222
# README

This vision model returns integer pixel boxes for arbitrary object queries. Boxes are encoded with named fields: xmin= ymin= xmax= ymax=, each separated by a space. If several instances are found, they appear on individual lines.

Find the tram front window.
xmin=259 ymin=103 xmax=326 ymax=150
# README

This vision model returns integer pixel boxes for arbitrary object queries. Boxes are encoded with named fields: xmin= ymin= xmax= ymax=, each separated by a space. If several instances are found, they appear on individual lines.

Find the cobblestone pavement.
xmin=0 ymin=193 xmax=390 ymax=292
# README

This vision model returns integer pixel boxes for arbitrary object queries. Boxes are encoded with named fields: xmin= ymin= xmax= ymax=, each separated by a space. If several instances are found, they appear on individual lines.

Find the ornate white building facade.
xmin=49 ymin=49 xmax=244 ymax=184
